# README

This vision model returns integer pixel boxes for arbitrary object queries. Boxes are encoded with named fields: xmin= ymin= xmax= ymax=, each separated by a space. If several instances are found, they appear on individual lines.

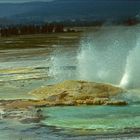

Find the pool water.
xmin=42 ymin=104 xmax=140 ymax=135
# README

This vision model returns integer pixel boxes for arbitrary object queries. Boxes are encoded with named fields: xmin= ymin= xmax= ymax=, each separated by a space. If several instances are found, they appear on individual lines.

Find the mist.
xmin=77 ymin=25 xmax=140 ymax=89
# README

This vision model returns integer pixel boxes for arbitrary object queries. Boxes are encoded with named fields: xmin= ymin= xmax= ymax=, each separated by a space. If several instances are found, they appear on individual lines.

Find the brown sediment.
xmin=0 ymin=80 xmax=127 ymax=110
xmin=29 ymin=80 xmax=127 ymax=107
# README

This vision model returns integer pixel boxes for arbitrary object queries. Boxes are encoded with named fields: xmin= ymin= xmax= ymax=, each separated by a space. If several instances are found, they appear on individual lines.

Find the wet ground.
xmin=0 ymin=33 xmax=81 ymax=99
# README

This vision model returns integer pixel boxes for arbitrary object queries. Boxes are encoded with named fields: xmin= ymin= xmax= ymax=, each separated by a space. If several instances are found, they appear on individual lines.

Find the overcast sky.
xmin=0 ymin=0 xmax=54 ymax=3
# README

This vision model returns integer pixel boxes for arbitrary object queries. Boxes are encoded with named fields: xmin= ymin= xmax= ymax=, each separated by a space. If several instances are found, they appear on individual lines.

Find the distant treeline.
xmin=54 ymin=18 xmax=139 ymax=27
xmin=0 ymin=24 xmax=65 ymax=37
xmin=0 ymin=18 xmax=138 ymax=37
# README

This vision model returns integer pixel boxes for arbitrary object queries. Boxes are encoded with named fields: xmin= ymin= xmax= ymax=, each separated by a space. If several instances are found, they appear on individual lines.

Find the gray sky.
xmin=0 ymin=0 xmax=54 ymax=3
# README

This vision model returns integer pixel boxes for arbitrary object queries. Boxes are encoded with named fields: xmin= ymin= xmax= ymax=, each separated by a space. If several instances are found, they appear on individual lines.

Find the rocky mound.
xmin=30 ymin=80 xmax=127 ymax=106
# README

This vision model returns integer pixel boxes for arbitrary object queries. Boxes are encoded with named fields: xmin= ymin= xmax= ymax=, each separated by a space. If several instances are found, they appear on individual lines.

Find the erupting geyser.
xmin=49 ymin=25 xmax=140 ymax=90
xmin=120 ymin=37 xmax=140 ymax=89
xmin=77 ymin=25 xmax=140 ymax=89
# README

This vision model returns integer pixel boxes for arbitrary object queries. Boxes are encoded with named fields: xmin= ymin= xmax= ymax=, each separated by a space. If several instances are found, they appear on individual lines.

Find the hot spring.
xmin=48 ymin=25 xmax=140 ymax=103
xmin=1 ymin=25 xmax=140 ymax=139
xmin=40 ymin=25 xmax=140 ymax=138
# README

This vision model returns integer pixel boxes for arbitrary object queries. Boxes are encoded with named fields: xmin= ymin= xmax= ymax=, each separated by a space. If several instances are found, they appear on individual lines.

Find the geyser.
xmin=77 ymin=25 xmax=140 ymax=89
xmin=49 ymin=25 xmax=140 ymax=90
xmin=120 ymin=36 xmax=140 ymax=89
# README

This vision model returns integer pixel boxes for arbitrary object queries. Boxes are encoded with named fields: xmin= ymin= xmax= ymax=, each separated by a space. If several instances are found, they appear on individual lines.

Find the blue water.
xmin=0 ymin=104 xmax=140 ymax=140
xmin=42 ymin=104 xmax=140 ymax=133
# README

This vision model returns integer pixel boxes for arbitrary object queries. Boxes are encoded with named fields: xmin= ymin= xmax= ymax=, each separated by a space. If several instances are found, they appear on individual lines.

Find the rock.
xmin=31 ymin=80 xmax=124 ymax=98
xmin=30 ymin=80 xmax=126 ymax=106
xmin=0 ymin=107 xmax=44 ymax=123
xmin=0 ymin=81 xmax=126 ymax=109
xmin=3 ymin=99 xmax=49 ymax=109
xmin=20 ymin=117 xmax=40 ymax=124
xmin=20 ymin=109 xmax=44 ymax=124
xmin=105 ymin=100 xmax=128 ymax=106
